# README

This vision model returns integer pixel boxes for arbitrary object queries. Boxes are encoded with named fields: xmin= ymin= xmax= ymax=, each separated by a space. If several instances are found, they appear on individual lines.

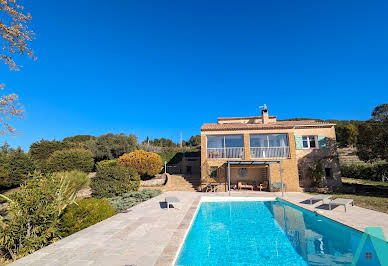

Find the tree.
xmin=371 ymin=103 xmax=388 ymax=122
xmin=187 ymin=135 xmax=201 ymax=147
xmin=357 ymin=120 xmax=388 ymax=162
xmin=144 ymin=138 xmax=177 ymax=147
xmin=63 ymin=135 xmax=96 ymax=144
xmin=357 ymin=104 xmax=388 ymax=162
xmin=45 ymin=149 xmax=94 ymax=173
xmin=0 ymin=145 xmax=35 ymax=188
xmin=29 ymin=139 xmax=70 ymax=161
xmin=1 ymin=0 xmax=35 ymax=135
xmin=87 ymin=133 xmax=138 ymax=161
xmin=336 ymin=124 xmax=358 ymax=147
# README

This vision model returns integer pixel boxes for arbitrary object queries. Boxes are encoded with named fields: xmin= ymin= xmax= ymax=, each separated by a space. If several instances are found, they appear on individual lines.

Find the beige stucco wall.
xmin=294 ymin=127 xmax=342 ymax=188
xmin=200 ymin=125 xmax=341 ymax=191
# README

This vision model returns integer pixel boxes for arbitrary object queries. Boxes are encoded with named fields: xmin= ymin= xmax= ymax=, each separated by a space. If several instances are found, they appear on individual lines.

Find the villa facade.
xmin=200 ymin=107 xmax=342 ymax=192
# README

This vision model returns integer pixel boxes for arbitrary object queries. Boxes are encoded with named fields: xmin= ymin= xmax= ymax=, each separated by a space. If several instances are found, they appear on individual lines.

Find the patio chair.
xmin=329 ymin=198 xmax=354 ymax=212
xmin=204 ymin=183 xmax=219 ymax=192
xmin=271 ymin=182 xmax=285 ymax=192
xmin=258 ymin=181 xmax=268 ymax=191
xmin=308 ymin=194 xmax=332 ymax=205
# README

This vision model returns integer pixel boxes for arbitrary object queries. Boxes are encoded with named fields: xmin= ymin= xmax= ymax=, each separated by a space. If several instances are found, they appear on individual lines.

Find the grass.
xmin=342 ymin=177 xmax=388 ymax=187
xmin=306 ymin=191 xmax=388 ymax=214
xmin=331 ymin=193 xmax=388 ymax=214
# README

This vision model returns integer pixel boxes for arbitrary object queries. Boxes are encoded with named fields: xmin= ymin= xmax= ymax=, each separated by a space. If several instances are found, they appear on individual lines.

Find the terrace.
xmin=11 ymin=191 xmax=388 ymax=266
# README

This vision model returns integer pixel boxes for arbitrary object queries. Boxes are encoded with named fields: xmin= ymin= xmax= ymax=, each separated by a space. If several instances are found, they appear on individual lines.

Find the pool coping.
xmin=277 ymin=197 xmax=366 ymax=236
xmin=155 ymin=197 xmax=201 ymax=266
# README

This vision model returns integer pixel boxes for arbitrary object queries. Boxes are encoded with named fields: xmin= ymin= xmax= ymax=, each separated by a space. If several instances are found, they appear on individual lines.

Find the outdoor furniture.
xmin=329 ymin=198 xmax=354 ymax=212
xmin=165 ymin=196 xmax=181 ymax=210
xmin=204 ymin=183 xmax=221 ymax=192
xmin=271 ymin=182 xmax=285 ymax=192
xmin=308 ymin=194 xmax=332 ymax=205
xmin=258 ymin=181 xmax=268 ymax=191
xmin=238 ymin=181 xmax=253 ymax=191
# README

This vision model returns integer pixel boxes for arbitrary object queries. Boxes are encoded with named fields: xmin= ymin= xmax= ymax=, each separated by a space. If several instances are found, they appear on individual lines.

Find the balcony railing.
xmin=250 ymin=146 xmax=290 ymax=158
xmin=207 ymin=147 xmax=244 ymax=159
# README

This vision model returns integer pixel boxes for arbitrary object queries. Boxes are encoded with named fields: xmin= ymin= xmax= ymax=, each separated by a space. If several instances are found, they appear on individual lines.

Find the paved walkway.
xmin=11 ymin=191 xmax=388 ymax=266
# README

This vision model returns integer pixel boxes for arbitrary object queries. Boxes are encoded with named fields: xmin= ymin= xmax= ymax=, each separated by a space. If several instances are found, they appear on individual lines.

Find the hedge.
xmin=60 ymin=198 xmax=115 ymax=237
xmin=118 ymin=150 xmax=162 ymax=178
xmin=340 ymin=162 xmax=388 ymax=182
xmin=45 ymin=149 xmax=94 ymax=173
xmin=91 ymin=165 xmax=140 ymax=198
xmin=109 ymin=190 xmax=161 ymax=212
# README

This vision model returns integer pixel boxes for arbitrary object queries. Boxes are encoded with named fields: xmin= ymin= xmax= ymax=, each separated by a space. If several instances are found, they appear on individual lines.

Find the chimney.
xmin=261 ymin=104 xmax=269 ymax=124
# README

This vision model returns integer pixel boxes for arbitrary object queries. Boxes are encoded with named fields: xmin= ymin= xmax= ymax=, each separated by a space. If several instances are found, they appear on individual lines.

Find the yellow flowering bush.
xmin=118 ymin=150 xmax=162 ymax=178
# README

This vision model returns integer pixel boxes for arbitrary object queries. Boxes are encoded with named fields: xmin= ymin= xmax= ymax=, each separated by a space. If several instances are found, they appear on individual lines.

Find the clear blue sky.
xmin=1 ymin=0 xmax=388 ymax=150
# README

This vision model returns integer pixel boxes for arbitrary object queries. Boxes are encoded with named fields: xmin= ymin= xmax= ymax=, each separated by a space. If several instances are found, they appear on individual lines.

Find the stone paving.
xmin=10 ymin=191 xmax=388 ymax=266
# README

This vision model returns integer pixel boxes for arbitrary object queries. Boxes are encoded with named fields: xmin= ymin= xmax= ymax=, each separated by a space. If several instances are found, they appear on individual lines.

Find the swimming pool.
xmin=175 ymin=198 xmax=381 ymax=265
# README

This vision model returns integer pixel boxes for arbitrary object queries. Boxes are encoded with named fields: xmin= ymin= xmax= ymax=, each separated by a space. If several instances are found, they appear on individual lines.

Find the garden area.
xmin=0 ymin=133 xmax=199 ymax=264
xmin=315 ymin=161 xmax=388 ymax=214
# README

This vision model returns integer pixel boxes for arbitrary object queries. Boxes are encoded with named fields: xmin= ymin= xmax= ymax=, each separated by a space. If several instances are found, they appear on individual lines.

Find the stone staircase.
xmin=164 ymin=174 xmax=198 ymax=192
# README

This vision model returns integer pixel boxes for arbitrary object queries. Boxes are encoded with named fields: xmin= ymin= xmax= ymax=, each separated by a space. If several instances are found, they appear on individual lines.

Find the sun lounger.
xmin=329 ymin=198 xmax=354 ymax=212
xmin=165 ymin=196 xmax=181 ymax=210
xmin=238 ymin=182 xmax=253 ymax=191
xmin=309 ymin=194 xmax=332 ymax=205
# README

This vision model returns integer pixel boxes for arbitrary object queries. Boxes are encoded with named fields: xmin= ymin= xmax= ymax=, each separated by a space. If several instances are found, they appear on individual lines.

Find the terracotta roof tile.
xmin=201 ymin=121 xmax=334 ymax=131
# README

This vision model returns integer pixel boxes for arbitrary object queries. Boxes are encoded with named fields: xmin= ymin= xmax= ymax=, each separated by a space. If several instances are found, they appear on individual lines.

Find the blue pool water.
xmin=175 ymin=200 xmax=382 ymax=266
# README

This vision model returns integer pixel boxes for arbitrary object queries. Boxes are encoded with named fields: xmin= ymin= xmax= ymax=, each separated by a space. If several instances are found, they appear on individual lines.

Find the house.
xmin=200 ymin=106 xmax=342 ymax=192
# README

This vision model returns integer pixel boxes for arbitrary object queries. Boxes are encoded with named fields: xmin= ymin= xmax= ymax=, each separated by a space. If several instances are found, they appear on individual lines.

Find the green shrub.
xmin=60 ymin=198 xmax=115 ymax=237
xmin=109 ymin=189 xmax=161 ymax=212
xmin=46 ymin=148 xmax=94 ymax=173
xmin=118 ymin=150 xmax=162 ymax=178
xmin=91 ymin=165 xmax=140 ymax=198
xmin=157 ymin=148 xmax=199 ymax=164
xmin=29 ymin=140 xmax=73 ymax=170
xmin=0 ymin=172 xmax=77 ymax=261
xmin=158 ymin=149 xmax=181 ymax=164
xmin=0 ymin=146 xmax=35 ymax=188
xmin=95 ymin=159 xmax=117 ymax=172
xmin=87 ymin=133 xmax=138 ymax=161
xmin=341 ymin=162 xmax=388 ymax=181
xmin=63 ymin=135 xmax=96 ymax=144
xmin=52 ymin=170 xmax=90 ymax=193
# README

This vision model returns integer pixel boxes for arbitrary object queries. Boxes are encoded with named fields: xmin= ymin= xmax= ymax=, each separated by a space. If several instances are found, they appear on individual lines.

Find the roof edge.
xmin=218 ymin=116 xmax=277 ymax=120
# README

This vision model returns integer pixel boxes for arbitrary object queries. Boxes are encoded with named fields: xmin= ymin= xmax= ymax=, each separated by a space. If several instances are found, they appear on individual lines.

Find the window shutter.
xmin=318 ymin=135 xmax=327 ymax=149
xmin=295 ymin=135 xmax=303 ymax=149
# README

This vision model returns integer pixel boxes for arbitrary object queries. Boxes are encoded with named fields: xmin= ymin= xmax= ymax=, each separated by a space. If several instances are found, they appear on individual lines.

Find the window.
xmin=207 ymin=135 xmax=244 ymax=159
xmin=302 ymin=136 xmax=318 ymax=149
xmin=325 ymin=168 xmax=332 ymax=179
xmin=209 ymin=166 xmax=218 ymax=178
xmin=250 ymin=134 xmax=289 ymax=147
xmin=250 ymin=134 xmax=290 ymax=158
xmin=207 ymin=135 xmax=243 ymax=148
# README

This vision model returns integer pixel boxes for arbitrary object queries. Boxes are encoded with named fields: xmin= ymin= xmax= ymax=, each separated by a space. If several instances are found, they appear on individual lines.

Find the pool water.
xmin=175 ymin=200 xmax=381 ymax=266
